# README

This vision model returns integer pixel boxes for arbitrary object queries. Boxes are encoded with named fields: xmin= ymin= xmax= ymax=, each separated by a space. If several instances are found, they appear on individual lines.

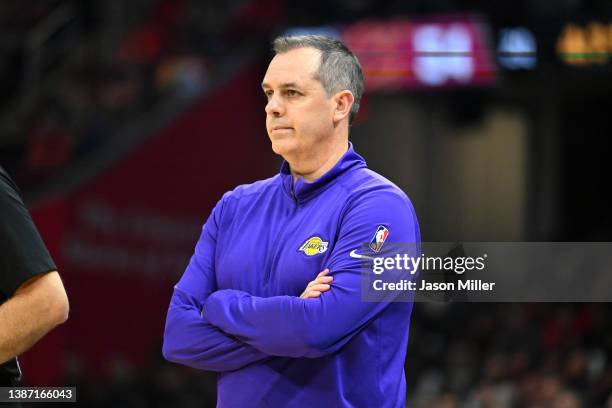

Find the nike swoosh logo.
xmin=349 ymin=249 xmax=373 ymax=260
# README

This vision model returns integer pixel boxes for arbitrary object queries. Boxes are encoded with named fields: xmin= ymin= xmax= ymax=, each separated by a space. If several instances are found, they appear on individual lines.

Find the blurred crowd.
xmin=0 ymin=0 xmax=282 ymax=187
xmin=407 ymin=303 xmax=612 ymax=408
xmin=54 ymin=352 xmax=218 ymax=408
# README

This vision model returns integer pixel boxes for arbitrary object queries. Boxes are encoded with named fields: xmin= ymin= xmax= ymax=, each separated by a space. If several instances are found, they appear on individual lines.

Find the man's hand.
xmin=300 ymin=269 xmax=333 ymax=299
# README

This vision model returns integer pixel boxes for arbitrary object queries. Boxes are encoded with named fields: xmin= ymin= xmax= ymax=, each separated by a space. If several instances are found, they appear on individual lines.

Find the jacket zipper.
xmin=264 ymin=188 xmax=299 ymax=284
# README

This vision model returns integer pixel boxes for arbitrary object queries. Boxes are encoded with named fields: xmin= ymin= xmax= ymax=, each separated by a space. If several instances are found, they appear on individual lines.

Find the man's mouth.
xmin=271 ymin=125 xmax=293 ymax=132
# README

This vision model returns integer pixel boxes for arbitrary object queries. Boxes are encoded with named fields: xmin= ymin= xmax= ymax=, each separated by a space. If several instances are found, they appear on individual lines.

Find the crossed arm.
xmin=162 ymin=190 xmax=418 ymax=370
xmin=163 ymin=268 xmax=331 ymax=371
xmin=161 ymin=196 xmax=333 ymax=372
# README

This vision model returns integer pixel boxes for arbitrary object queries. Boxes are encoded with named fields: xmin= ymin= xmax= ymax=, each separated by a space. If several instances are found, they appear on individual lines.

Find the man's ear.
xmin=332 ymin=90 xmax=354 ymax=123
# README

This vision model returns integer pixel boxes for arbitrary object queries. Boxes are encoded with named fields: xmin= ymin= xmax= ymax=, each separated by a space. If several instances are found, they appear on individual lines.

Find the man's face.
xmin=262 ymin=47 xmax=336 ymax=159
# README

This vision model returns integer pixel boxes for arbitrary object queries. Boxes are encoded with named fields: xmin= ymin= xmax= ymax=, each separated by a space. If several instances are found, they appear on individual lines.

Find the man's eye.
xmin=286 ymin=90 xmax=299 ymax=97
xmin=264 ymin=91 xmax=273 ymax=99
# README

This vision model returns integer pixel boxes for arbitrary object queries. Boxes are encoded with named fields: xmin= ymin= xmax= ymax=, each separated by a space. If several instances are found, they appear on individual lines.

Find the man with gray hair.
xmin=163 ymin=35 xmax=420 ymax=407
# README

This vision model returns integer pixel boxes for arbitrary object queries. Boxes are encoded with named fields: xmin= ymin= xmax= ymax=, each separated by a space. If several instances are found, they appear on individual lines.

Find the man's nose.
xmin=265 ymin=94 xmax=285 ymax=117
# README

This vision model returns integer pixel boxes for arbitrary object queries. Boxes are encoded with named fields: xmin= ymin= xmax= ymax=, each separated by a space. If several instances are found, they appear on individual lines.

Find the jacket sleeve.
xmin=203 ymin=190 xmax=420 ymax=358
xmin=162 ymin=195 xmax=270 ymax=371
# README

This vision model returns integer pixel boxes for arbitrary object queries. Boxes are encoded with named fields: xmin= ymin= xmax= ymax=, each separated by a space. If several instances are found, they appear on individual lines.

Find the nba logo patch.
xmin=369 ymin=225 xmax=389 ymax=253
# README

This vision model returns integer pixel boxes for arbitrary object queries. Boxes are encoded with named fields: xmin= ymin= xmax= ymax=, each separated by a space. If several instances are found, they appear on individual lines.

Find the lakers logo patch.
xmin=299 ymin=236 xmax=329 ymax=256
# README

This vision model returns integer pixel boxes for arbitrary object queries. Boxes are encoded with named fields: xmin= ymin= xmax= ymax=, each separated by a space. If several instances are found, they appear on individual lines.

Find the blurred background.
xmin=1 ymin=0 xmax=611 ymax=406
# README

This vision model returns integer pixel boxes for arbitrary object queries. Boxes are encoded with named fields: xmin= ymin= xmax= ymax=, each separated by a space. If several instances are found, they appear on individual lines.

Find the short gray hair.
xmin=272 ymin=35 xmax=364 ymax=125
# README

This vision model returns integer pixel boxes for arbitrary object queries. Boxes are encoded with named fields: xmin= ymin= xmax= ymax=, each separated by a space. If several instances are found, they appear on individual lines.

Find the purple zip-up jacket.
xmin=163 ymin=143 xmax=420 ymax=407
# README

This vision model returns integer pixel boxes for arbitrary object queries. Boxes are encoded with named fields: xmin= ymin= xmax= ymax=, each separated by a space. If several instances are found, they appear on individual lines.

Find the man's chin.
xmin=270 ymin=140 xmax=298 ymax=157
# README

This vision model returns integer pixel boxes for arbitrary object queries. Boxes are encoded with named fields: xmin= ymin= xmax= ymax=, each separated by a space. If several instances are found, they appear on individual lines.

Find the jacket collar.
xmin=279 ymin=142 xmax=366 ymax=203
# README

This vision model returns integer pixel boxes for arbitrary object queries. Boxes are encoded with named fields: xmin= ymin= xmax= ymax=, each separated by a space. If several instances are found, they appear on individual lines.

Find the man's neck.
xmin=290 ymin=140 xmax=349 ymax=183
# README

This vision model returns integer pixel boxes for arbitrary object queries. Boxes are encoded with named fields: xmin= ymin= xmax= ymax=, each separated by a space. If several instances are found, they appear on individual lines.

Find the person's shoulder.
xmin=221 ymin=174 xmax=281 ymax=203
xmin=342 ymin=167 xmax=413 ymax=206
xmin=213 ymin=174 xmax=280 ymax=214
xmin=340 ymin=168 xmax=420 ymax=237
xmin=0 ymin=166 xmax=22 ymax=204
xmin=209 ymin=174 xmax=281 ymax=222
